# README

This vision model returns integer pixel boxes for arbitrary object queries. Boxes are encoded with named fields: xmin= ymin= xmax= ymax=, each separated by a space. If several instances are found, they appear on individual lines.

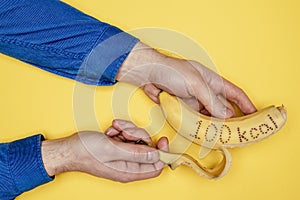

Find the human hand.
xmin=117 ymin=42 xmax=256 ymax=118
xmin=41 ymin=120 xmax=169 ymax=183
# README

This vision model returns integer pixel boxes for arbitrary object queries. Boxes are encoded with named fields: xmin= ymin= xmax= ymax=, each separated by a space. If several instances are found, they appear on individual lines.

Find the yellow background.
xmin=0 ymin=0 xmax=299 ymax=199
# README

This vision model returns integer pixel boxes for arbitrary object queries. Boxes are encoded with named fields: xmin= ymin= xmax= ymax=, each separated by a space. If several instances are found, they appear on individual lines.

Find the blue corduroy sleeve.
xmin=0 ymin=0 xmax=139 ymax=86
xmin=0 ymin=135 xmax=53 ymax=200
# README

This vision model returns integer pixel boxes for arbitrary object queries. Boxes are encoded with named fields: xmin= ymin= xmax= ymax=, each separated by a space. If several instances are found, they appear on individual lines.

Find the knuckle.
xmin=132 ymin=147 xmax=158 ymax=163
xmin=112 ymin=119 xmax=119 ymax=127
xmin=133 ymin=148 xmax=146 ymax=161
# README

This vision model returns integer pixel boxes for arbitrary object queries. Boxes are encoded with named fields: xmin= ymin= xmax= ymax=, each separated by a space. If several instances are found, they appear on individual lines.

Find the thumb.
xmin=143 ymin=84 xmax=161 ymax=104
xmin=114 ymin=141 xmax=160 ymax=164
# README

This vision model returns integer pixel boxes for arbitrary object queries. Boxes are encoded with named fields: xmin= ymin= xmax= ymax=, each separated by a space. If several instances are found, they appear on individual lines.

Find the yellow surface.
xmin=0 ymin=0 xmax=299 ymax=199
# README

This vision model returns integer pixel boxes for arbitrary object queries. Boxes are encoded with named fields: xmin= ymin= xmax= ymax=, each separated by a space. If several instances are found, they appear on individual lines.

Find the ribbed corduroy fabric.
xmin=0 ymin=135 xmax=53 ymax=200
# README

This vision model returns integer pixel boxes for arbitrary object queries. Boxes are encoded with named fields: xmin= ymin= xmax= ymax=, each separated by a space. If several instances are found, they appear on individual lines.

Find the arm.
xmin=0 ymin=0 xmax=139 ymax=86
xmin=0 ymin=120 xmax=168 ymax=199
xmin=0 ymin=1 xmax=255 ymax=118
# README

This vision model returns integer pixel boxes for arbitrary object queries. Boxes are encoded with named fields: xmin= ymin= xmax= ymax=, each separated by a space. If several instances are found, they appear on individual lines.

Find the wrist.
xmin=41 ymin=136 xmax=76 ymax=176
xmin=116 ymin=42 xmax=167 ymax=85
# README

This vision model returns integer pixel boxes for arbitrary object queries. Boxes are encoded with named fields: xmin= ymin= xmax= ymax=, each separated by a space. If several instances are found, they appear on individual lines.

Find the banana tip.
xmin=277 ymin=105 xmax=287 ymax=121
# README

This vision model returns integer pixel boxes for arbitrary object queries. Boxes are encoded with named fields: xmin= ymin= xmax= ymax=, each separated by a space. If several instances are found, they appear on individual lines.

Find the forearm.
xmin=0 ymin=0 xmax=139 ymax=86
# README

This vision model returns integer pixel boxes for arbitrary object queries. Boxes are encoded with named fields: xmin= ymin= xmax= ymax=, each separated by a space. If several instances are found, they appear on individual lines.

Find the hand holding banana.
xmin=158 ymin=92 xmax=287 ymax=179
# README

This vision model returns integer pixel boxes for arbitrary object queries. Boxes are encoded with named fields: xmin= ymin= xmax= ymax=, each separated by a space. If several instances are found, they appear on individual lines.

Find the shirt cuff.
xmin=77 ymin=25 xmax=140 ymax=86
xmin=8 ymin=134 xmax=53 ymax=195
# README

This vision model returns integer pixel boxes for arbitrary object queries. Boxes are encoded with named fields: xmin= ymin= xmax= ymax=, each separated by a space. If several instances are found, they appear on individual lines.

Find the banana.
xmin=159 ymin=146 xmax=232 ymax=180
xmin=159 ymin=92 xmax=287 ymax=149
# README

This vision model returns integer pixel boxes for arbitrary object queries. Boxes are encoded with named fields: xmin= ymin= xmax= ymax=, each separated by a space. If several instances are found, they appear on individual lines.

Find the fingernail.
xmin=105 ymin=129 xmax=113 ymax=136
xmin=222 ymin=108 xmax=233 ymax=118
xmin=155 ymin=161 xmax=165 ymax=170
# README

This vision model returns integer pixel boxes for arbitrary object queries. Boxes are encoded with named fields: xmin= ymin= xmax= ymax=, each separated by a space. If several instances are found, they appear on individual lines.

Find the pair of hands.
xmin=42 ymin=42 xmax=256 ymax=183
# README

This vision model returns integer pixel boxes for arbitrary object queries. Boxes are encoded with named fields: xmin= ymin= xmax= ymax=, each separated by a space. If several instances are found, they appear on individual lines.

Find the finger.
xmin=125 ymin=161 xmax=164 ymax=173
xmin=189 ymin=61 xmax=255 ymax=115
xmin=112 ymin=141 xmax=159 ymax=164
xmin=105 ymin=161 xmax=162 ymax=182
xmin=156 ymin=137 xmax=169 ymax=167
xmin=125 ymin=161 xmax=163 ymax=179
xmin=222 ymin=79 xmax=257 ymax=114
xmin=182 ymin=97 xmax=203 ymax=112
xmin=200 ymin=108 xmax=211 ymax=116
xmin=105 ymin=126 xmax=120 ymax=136
xmin=140 ymin=161 xmax=164 ymax=172
xmin=121 ymin=128 xmax=154 ymax=146
xmin=143 ymin=84 xmax=161 ymax=104
xmin=103 ymin=161 xmax=158 ymax=174
xmin=125 ymin=162 xmax=140 ymax=173
xmin=181 ymin=97 xmax=214 ymax=116
xmin=190 ymin=80 xmax=234 ymax=118
xmin=112 ymin=119 xmax=137 ymax=131
xmin=120 ymin=170 xmax=162 ymax=182
xmin=111 ymin=135 xmax=125 ymax=142
xmin=157 ymin=137 xmax=169 ymax=152
xmin=181 ymin=97 xmax=213 ymax=116
xmin=217 ymin=94 xmax=235 ymax=117
xmin=104 ymin=161 xmax=142 ymax=174
xmin=130 ymin=168 xmax=162 ymax=182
